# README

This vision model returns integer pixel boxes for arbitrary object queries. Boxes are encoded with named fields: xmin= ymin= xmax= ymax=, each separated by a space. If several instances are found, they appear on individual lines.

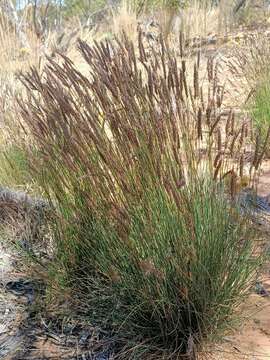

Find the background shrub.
xmin=229 ymin=33 xmax=270 ymax=104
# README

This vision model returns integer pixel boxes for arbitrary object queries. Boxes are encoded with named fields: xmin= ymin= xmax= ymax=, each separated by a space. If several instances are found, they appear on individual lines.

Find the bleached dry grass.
xmin=111 ymin=0 xmax=138 ymax=42
xmin=175 ymin=0 xmax=239 ymax=40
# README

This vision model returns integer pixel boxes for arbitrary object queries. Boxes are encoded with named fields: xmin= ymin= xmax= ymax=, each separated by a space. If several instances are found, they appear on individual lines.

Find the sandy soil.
xmin=0 ymin=245 xmax=26 ymax=359
xmin=212 ymin=285 xmax=270 ymax=360
xmin=209 ymin=161 xmax=270 ymax=360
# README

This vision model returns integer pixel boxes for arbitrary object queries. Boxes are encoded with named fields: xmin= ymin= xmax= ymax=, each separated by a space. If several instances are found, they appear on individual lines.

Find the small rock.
xmin=255 ymin=282 xmax=270 ymax=297
xmin=4 ymin=279 xmax=36 ymax=305
xmin=79 ymin=330 xmax=92 ymax=346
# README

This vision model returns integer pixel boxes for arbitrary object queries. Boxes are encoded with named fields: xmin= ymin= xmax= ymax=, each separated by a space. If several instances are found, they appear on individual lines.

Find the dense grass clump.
xmin=18 ymin=33 xmax=263 ymax=357
xmin=62 ymin=181 xmax=258 ymax=359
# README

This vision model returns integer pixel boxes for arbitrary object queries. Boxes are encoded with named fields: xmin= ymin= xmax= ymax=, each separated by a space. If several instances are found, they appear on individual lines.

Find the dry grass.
xmin=0 ymin=11 xmax=40 ymax=188
xmin=229 ymin=32 xmax=270 ymax=96
xmin=0 ymin=11 xmax=41 ymax=73
xmin=173 ymin=0 xmax=237 ymax=40
xmin=111 ymin=0 xmax=138 ymax=43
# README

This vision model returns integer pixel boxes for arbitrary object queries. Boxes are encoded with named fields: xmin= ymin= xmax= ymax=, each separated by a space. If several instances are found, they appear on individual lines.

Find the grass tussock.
xmin=15 ymin=33 xmax=265 ymax=358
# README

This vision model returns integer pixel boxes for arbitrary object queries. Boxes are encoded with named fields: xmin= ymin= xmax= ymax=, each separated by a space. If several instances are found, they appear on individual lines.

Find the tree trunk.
xmin=1 ymin=0 xmax=29 ymax=48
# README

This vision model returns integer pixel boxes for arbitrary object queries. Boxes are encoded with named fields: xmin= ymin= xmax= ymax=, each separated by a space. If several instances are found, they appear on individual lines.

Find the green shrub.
xmin=0 ymin=143 xmax=31 ymax=187
xmin=250 ymin=81 xmax=270 ymax=157
xmin=63 ymin=0 xmax=108 ymax=18
xmin=18 ymin=34 xmax=264 ymax=357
